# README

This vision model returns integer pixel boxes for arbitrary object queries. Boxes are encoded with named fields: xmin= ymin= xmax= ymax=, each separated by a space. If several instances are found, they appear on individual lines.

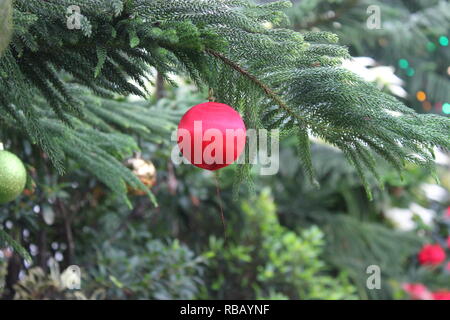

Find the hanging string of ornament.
xmin=177 ymin=88 xmax=247 ymax=238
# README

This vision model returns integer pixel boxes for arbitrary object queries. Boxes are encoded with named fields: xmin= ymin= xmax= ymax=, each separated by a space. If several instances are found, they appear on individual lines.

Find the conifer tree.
xmin=0 ymin=0 xmax=449 ymax=252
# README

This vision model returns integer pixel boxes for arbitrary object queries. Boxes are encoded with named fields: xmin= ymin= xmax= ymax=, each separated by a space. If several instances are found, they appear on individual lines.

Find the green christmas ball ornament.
xmin=0 ymin=150 xmax=27 ymax=204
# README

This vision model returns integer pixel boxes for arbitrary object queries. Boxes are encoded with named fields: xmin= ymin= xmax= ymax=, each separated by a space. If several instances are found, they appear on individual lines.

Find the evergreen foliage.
xmin=269 ymin=140 xmax=433 ymax=299
xmin=287 ymin=0 xmax=450 ymax=112
xmin=1 ymin=90 xmax=180 ymax=207
xmin=204 ymin=190 xmax=358 ymax=300
xmin=1 ymin=0 xmax=449 ymax=198
xmin=0 ymin=0 xmax=13 ymax=55
xmin=0 ymin=0 xmax=449 ymax=264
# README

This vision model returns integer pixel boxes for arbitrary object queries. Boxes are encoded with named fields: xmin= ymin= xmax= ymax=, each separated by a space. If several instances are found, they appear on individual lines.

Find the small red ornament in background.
xmin=177 ymin=102 xmax=246 ymax=171
xmin=432 ymin=290 xmax=450 ymax=300
xmin=402 ymin=283 xmax=433 ymax=300
xmin=418 ymin=244 xmax=446 ymax=266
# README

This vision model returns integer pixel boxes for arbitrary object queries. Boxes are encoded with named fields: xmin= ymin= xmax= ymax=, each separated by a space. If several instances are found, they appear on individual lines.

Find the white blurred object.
xmin=384 ymin=203 xmax=435 ymax=231
xmin=48 ymin=257 xmax=81 ymax=290
xmin=434 ymin=147 xmax=450 ymax=166
xmin=261 ymin=21 xmax=273 ymax=29
xmin=384 ymin=207 xmax=415 ymax=231
xmin=342 ymin=57 xmax=407 ymax=98
xmin=42 ymin=205 xmax=55 ymax=225
xmin=410 ymin=203 xmax=434 ymax=225
xmin=48 ymin=257 xmax=61 ymax=283
xmin=60 ymin=265 xmax=81 ymax=290
xmin=421 ymin=183 xmax=449 ymax=202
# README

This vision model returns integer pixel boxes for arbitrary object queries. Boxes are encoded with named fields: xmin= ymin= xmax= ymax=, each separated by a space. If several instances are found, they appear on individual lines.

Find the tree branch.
xmin=204 ymin=49 xmax=307 ymax=124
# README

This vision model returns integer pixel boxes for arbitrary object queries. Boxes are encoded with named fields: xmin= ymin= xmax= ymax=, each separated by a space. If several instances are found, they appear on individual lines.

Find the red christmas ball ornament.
xmin=177 ymin=102 xmax=246 ymax=171
xmin=417 ymin=244 xmax=446 ymax=266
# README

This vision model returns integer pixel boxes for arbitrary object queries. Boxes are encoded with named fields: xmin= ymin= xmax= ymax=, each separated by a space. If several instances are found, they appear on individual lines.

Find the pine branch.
xmin=205 ymin=48 xmax=306 ymax=124
xmin=0 ymin=0 xmax=449 ymax=200
xmin=0 ymin=229 xmax=32 ymax=262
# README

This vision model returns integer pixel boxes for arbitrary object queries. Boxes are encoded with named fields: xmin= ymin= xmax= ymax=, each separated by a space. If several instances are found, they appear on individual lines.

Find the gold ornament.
xmin=126 ymin=157 xmax=157 ymax=195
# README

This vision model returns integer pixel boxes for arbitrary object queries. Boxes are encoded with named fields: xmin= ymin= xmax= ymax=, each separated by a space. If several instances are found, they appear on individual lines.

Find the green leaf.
xmin=130 ymin=36 xmax=140 ymax=48
xmin=95 ymin=46 xmax=107 ymax=78
xmin=297 ymin=124 xmax=319 ymax=188
xmin=129 ymin=29 xmax=140 ymax=48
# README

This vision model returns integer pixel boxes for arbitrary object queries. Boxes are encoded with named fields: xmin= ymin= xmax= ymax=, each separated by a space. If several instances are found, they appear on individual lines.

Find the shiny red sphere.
xmin=177 ymin=102 xmax=246 ymax=171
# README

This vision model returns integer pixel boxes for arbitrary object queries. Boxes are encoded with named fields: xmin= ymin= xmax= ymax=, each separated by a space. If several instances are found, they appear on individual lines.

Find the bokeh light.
xmin=439 ymin=36 xmax=449 ymax=47
xmin=416 ymin=91 xmax=427 ymax=102
xmin=398 ymin=59 xmax=409 ymax=69
xmin=426 ymin=42 xmax=437 ymax=52
xmin=422 ymin=101 xmax=432 ymax=111
xmin=406 ymin=67 xmax=415 ymax=77
xmin=443 ymin=102 xmax=450 ymax=115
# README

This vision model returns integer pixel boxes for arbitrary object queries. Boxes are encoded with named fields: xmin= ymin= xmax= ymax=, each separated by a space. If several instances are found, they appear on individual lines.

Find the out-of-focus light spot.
xmin=426 ymin=42 xmax=437 ymax=52
xmin=398 ymin=59 xmax=409 ymax=69
xmin=443 ymin=102 xmax=450 ymax=114
xmin=24 ymin=259 xmax=32 ymax=268
xmin=325 ymin=10 xmax=336 ymax=19
xmin=29 ymin=244 xmax=38 ymax=256
xmin=332 ymin=21 xmax=342 ymax=29
xmin=378 ymin=38 xmax=388 ymax=47
xmin=447 ymin=66 xmax=450 ymax=75
xmin=416 ymin=91 xmax=427 ymax=102
xmin=439 ymin=36 xmax=449 ymax=47
xmin=406 ymin=67 xmax=415 ymax=77
xmin=422 ymin=101 xmax=432 ymax=111
xmin=55 ymin=252 xmax=64 ymax=262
